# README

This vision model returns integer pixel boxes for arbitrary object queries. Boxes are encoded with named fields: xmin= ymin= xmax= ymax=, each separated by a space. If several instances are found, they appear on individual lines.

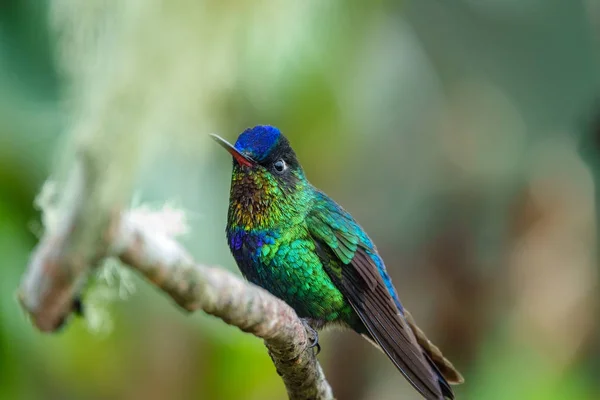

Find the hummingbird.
xmin=212 ymin=126 xmax=464 ymax=400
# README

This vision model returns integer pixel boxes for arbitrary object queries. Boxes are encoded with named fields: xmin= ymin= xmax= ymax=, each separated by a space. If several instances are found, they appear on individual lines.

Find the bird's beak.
xmin=210 ymin=134 xmax=255 ymax=167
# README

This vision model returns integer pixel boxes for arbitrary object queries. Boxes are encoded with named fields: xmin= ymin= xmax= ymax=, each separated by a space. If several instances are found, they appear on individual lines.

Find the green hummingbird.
xmin=212 ymin=126 xmax=463 ymax=399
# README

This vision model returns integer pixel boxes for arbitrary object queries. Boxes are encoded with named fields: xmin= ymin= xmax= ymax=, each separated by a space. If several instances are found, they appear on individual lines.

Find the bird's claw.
xmin=301 ymin=319 xmax=321 ymax=356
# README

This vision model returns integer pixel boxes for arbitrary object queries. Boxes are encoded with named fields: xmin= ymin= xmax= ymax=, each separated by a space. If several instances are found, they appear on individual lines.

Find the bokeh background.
xmin=1 ymin=1 xmax=599 ymax=399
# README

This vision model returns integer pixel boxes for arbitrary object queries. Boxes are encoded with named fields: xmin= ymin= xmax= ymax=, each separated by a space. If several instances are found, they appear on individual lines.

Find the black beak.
xmin=210 ymin=134 xmax=255 ymax=167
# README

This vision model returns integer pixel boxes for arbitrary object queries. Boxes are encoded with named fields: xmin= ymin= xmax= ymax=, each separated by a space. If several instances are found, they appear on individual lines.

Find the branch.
xmin=18 ymin=158 xmax=334 ymax=400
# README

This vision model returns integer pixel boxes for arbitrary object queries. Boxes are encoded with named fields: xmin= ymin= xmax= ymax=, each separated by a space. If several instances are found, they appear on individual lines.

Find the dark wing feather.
xmin=339 ymin=247 xmax=451 ymax=400
xmin=307 ymin=197 xmax=452 ymax=400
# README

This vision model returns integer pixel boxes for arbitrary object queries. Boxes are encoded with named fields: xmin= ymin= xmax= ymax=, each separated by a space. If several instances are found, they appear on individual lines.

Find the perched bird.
xmin=212 ymin=126 xmax=464 ymax=400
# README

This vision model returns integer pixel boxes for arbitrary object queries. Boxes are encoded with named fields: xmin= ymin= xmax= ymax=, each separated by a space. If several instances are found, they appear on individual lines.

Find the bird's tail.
xmin=404 ymin=309 xmax=464 ymax=386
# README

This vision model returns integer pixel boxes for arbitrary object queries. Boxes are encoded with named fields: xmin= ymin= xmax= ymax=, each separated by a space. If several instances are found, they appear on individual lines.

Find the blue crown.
xmin=234 ymin=125 xmax=281 ymax=161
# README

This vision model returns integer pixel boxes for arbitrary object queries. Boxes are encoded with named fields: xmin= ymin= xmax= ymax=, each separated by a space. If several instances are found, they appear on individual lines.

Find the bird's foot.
xmin=300 ymin=319 xmax=321 ymax=356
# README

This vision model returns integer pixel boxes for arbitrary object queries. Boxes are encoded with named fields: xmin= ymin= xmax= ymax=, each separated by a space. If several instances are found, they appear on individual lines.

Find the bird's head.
xmin=212 ymin=125 xmax=311 ymax=229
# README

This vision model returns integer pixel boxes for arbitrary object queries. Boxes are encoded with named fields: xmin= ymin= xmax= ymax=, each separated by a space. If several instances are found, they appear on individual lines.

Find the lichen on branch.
xmin=18 ymin=154 xmax=334 ymax=400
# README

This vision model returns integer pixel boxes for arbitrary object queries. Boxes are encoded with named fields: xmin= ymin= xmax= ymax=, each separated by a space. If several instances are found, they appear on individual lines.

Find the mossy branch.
xmin=18 ymin=155 xmax=334 ymax=400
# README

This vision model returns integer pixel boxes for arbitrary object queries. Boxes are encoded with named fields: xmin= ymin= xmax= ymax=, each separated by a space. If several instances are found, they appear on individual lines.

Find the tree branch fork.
xmin=18 ymin=158 xmax=334 ymax=400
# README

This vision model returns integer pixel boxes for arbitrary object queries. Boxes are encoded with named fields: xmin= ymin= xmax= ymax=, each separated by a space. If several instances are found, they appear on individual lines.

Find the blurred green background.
xmin=1 ymin=1 xmax=599 ymax=399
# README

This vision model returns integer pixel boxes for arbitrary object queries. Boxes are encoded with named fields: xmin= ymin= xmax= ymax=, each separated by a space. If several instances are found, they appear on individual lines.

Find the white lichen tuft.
xmin=82 ymin=258 xmax=136 ymax=336
xmin=34 ymin=180 xmax=61 ymax=235
xmin=82 ymin=284 xmax=115 ymax=336
xmin=82 ymin=201 xmax=190 ymax=335
xmin=128 ymin=202 xmax=190 ymax=238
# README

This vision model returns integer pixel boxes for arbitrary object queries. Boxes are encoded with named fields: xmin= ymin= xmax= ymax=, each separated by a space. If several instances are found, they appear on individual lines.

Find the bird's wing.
xmin=307 ymin=193 xmax=451 ymax=400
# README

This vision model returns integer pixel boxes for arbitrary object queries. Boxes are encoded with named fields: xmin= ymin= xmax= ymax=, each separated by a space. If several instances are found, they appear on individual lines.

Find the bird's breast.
xmin=226 ymin=227 xmax=287 ymax=285
xmin=225 ymin=226 xmax=351 ymax=321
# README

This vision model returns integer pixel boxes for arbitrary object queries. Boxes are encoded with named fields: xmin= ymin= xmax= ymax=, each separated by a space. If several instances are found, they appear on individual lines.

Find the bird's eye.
xmin=273 ymin=159 xmax=287 ymax=174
